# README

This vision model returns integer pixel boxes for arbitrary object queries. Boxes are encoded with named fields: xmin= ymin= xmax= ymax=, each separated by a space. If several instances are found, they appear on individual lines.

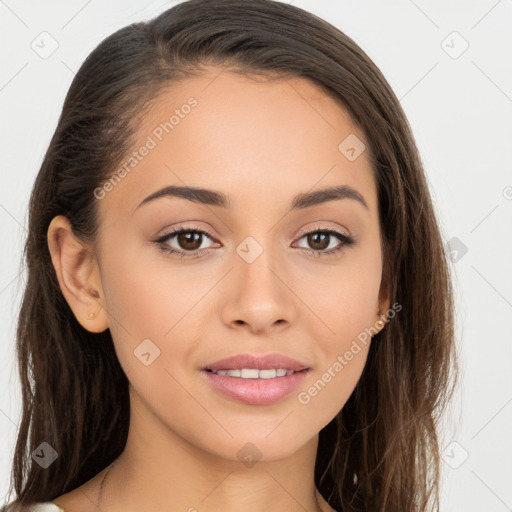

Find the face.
xmin=87 ymin=68 xmax=388 ymax=462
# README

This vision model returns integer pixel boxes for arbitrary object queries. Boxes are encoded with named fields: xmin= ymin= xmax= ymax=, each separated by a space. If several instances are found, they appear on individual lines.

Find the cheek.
xmin=99 ymin=238 xmax=206 ymax=336
xmin=297 ymin=345 xmax=369 ymax=424
xmin=294 ymin=259 xmax=379 ymax=419
xmin=291 ymin=239 xmax=381 ymax=414
xmin=98 ymin=239 xmax=216 ymax=381
xmin=296 ymin=240 xmax=383 ymax=345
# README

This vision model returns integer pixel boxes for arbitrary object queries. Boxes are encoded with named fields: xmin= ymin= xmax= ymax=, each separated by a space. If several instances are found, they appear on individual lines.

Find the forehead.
xmin=100 ymin=68 xmax=376 ymax=217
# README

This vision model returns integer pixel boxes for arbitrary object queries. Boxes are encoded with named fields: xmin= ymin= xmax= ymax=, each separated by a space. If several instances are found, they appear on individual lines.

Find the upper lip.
xmin=203 ymin=352 xmax=310 ymax=372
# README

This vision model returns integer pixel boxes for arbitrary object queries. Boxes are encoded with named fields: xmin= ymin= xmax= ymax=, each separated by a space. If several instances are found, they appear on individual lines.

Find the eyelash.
xmin=152 ymin=225 xmax=354 ymax=260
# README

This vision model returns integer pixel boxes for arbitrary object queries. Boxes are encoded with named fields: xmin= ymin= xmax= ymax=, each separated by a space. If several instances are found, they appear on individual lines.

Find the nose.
xmin=219 ymin=247 xmax=297 ymax=335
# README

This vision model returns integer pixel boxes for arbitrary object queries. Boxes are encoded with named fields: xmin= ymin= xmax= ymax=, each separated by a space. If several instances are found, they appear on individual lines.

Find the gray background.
xmin=1 ymin=0 xmax=511 ymax=510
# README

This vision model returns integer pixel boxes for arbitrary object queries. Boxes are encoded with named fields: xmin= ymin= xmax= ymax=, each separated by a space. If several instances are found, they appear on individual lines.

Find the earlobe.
xmin=376 ymin=311 xmax=386 ymax=330
xmin=375 ymin=272 xmax=391 ymax=333
xmin=47 ymin=215 xmax=109 ymax=333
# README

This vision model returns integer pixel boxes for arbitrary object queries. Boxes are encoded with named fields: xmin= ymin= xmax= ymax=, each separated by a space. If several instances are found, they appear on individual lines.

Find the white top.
xmin=1 ymin=503 xmax=65 ymax=512
xmin=30 ymin=504 xmax=65 ymax=512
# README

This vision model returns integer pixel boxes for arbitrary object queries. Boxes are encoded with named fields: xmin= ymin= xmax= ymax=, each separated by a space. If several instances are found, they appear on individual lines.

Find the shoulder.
xmin=0 ymin=468 xmax=106 ymax=512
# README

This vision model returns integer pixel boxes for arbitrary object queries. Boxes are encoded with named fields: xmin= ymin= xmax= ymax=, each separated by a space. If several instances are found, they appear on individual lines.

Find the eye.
xmin=293 ymin=228 xmax=355 ymax=257
xmin=152 ymin=225 xmax=355 ymax=260
xmin=152 ymin=225 xmax=217 ymax=260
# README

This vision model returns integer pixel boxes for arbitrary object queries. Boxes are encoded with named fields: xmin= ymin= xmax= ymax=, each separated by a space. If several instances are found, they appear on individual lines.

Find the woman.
xmin=2 ymin=0 xmax=458 ymax=511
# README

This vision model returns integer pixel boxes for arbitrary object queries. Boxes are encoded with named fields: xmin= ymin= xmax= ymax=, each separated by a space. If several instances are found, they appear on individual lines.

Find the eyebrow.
xmin=135 ymin=184 xmax=369 ymax=212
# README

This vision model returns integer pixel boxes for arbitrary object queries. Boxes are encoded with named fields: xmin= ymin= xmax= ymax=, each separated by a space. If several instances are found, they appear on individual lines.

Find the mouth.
xmin=200 ymin=352 xmax=312 ymax=405
xmin=201 ymin=367 xmax=311 ymax=405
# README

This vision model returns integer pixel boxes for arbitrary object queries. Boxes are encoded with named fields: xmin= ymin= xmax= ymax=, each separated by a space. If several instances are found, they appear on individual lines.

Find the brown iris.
xmin=306 ymin=232 xmax=330 ymax=251
xmin=177 ymin=231 xmax=203 ymax=251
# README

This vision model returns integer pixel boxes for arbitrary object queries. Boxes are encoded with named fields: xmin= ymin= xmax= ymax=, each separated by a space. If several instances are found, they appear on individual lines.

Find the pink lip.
xmin=200 ymin=352 xmax=312 ymax=405
xmin=201 ymin=368 xmax=310 ymax=405
xmin=203 ymin=352 xmax=310 ymax=372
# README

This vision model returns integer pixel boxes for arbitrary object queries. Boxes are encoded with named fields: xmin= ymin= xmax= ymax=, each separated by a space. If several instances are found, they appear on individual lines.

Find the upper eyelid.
xmin=155 ymin=225 xmax=351 ymax=248
xmin=156 ymin=225 xmax=215 ymax=240
xmin=157 ymin=221 xmax=350 ymax=239
xmin=297 ymin=223 xmax=350 ymax=238
xmin=157 ymin=225 xmax=351 ymax=240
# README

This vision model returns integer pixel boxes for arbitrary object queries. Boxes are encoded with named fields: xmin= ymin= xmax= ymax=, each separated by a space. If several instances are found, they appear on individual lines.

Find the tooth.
xmin=216 ymin=368 xmax=296 ymax=378
xmin=240 ymin=368 xmax=259 ymax=379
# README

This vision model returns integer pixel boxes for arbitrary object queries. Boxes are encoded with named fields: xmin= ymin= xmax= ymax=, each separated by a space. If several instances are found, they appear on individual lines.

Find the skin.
xmin=47 ymin=67 xmax=389 ymax=512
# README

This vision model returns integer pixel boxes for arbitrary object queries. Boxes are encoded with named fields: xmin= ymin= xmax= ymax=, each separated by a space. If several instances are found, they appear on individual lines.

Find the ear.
xmin=47 ymin=215 xmax=109 ymax=333
xmin=374 ymin=261 xmax=391 ymax=333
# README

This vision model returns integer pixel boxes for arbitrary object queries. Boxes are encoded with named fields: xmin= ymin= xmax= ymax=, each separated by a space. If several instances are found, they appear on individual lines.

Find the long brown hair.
xmin=5 ymin=1 xmax=458 ymax=510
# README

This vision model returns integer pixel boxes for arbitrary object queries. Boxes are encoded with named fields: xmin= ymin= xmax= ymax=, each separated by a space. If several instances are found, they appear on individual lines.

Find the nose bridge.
xmin=219 ymin=231 xmax=297 ymax=333
xmin=240 ymin=235 xmax=279 ymax=285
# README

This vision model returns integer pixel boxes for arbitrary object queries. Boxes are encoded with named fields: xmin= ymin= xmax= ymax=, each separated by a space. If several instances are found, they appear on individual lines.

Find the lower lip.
xmin=201 ymin=369 xmax=310 ymax=405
